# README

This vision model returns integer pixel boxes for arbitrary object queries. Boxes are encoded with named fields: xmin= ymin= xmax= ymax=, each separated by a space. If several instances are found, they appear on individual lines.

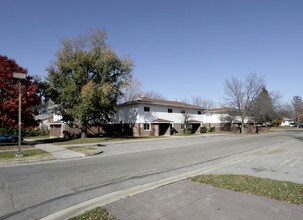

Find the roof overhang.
xmin=187 ymin=120 xmax=202 ymax=124
xmin=151 ymin=118 xmax=173 ymax=124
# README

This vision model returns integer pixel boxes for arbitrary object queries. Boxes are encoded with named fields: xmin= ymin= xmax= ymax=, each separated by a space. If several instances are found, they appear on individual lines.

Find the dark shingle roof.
xmin=119 ymin=97 xmax=205 ymax=110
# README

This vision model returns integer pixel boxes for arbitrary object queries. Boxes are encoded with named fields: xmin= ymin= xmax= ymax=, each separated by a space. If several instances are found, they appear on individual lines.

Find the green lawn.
xmin=37 ymin=136 xmax=160 ymax=145
xmin=0 ymin=149 xmax=53 ymax=162
xmin=68 ymin=207 xmax=117 ymax=220
xmin=189 ymin=174 xmax=303 ymax=205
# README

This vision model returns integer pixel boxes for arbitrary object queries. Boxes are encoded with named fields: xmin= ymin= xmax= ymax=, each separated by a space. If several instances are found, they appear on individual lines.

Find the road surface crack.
xmin=10 ymin=193 xmax=17 ymax=211
xmin=0 ymin=182 xmax=4 ymax=191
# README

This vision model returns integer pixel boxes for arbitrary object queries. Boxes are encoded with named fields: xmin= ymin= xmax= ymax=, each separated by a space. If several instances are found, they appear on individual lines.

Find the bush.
xmin=200 ymin=127 xmax=208 ymax=133
xmin=184 ymin=128 xmax=194 ymax=135
xmin=209 ymin=127 xmax=216 ymax=132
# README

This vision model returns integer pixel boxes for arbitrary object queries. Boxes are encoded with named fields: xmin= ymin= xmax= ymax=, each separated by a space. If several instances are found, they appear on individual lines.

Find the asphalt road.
xmin=0 ymin=129 xmax=302 ymax=220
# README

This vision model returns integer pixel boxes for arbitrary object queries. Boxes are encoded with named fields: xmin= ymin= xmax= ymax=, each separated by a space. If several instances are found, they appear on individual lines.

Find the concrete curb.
xmin=41 ymin=153 xmax=255 ymax=220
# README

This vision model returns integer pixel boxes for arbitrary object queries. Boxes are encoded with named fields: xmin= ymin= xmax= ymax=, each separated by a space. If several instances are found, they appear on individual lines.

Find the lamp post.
xmin=13 ymin=72 xmax=26 ymax=157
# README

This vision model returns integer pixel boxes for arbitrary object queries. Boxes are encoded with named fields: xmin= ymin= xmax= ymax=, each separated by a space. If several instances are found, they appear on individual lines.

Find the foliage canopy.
xmin=45 ymin=29 xmax=133 ymax=136
xmin=0 ymin=55 xmax=41 ymax=128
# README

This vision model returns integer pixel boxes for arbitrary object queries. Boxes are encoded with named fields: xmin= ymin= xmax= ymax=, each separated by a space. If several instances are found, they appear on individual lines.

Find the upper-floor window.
xmin=144 ymin=107 xmax=150 ymax=112
xmin=181 ymin=109 xmax=185 ymax=114
xmin=198 ymin=111 xmax=202 ymax=115
xmin=168 ymin=108 xmax=173 ymax=113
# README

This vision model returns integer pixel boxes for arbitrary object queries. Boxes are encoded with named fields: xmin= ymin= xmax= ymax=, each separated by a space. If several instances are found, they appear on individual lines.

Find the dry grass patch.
xmin=66 ymin=146 xmax=102 ymax=156
xmin=68 ymin=207 xmax=117 ymax=220
xmin=189 ymin=174 xmax=303 ymax=205
xmin=0 ymin=149 xmax=53 ymax=163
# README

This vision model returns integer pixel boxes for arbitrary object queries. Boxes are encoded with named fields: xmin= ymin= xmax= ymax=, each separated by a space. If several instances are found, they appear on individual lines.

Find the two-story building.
xmin=113 ymin=97 xmax=205 ymax=136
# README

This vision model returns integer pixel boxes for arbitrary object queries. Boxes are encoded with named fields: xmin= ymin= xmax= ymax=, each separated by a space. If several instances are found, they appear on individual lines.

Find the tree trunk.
xmin=81 ymin=124 xmax=88 ymax=138
xmin=241 ymin=118 xmax=245 ymax=134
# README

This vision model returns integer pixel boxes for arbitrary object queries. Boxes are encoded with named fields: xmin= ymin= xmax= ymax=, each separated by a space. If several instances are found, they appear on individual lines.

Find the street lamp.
xmin=13 ymin=72 xmax=26 ymax=157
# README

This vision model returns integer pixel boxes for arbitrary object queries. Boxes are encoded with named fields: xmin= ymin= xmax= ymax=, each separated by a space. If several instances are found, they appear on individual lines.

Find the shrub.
xmin=200 ymin=127 xmax=208 ymax=133
xmin=209 ymin=127 xmax=216 ymax=132
xmin=184 ymin=128 xmax=194 ymax=135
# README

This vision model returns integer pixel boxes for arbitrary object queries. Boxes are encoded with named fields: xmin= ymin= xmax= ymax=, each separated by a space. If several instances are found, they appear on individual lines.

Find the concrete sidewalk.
xmin=105 ymin=180 xmax=303 ymax=220
xmin=34 ymin=143 xmax=85 ymax=159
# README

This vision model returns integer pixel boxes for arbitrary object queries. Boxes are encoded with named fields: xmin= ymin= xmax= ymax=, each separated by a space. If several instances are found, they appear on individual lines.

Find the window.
xmin=144 ymin=107 xmax=150 ymax=112
xmin=181 ymin=109 xmax=185 ymax=114
xmin=144 ymin=123 xmax=150 ymax=130
xmin=198 ymin=111 xmax=202 ymax=115
xmin=181 ymin=124 xmax=185 ymax=130
xmin=168 ymin=108 xmax=173 ymax=113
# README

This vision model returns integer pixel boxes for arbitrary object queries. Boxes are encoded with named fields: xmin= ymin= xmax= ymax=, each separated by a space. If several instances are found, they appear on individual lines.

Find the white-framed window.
xmin=181 ymin=109 xmax=185 ymax=114
xmin=143 ymin=123 xmax=150 ymax=130
xmin=144 ymin=106 xmax=150 ymax=112
xmin=198 ymin=110 xmax=202 ymax=115
xmin=168 ymin=108 xmax=173 ymax=113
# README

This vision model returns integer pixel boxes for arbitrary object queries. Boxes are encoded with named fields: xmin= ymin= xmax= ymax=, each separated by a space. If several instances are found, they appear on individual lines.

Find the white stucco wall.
xmin=203 ymin=112 xmax=229 ymax=124
xmin=114 ymin=103 xmax=204 ymax=124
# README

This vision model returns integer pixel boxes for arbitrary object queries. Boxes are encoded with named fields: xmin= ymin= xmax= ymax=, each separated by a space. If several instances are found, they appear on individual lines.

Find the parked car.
xmin=0 ymin=134 xmax=22 ymax=143
xmin=289 ymin=122 xmax=303 ymax=128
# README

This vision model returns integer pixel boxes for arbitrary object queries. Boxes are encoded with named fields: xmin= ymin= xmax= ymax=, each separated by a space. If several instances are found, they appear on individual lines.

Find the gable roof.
xmin=119 ymin=97 xmax=205 ymax=110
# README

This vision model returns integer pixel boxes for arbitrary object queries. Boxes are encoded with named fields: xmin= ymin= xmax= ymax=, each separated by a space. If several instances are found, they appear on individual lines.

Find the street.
xmin=0 ymin=129 xmax=303 ymax=220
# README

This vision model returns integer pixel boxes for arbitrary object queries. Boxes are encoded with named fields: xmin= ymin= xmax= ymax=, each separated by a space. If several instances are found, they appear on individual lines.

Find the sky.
xmin=1 ymin=0 xmax=303 ymax=105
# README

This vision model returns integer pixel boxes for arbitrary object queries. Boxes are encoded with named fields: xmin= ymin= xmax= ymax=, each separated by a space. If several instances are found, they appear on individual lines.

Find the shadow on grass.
xmin=26 ymin=135 xmax=159 ymax=145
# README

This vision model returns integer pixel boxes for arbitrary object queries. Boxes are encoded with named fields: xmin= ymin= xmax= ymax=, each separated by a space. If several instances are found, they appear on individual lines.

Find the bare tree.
xmin=191 ymin=96 xmax=215 ymax=109
xmin=142 ymin=90 xmax=166 ymax=100
xmin=182 ymin=96 xmax=214 ymax=109
xmin=277 ymin=102 xmax=293 ymax=119
xmin=120 ymin=76 xmax=142 ymax=103
xmin=292 ymin=96 xmax=303 ymax=127
xmin=120 ymin=76 xmax=166 ymax=102
xmin=224 ymin=72 xmax=265 ymax=133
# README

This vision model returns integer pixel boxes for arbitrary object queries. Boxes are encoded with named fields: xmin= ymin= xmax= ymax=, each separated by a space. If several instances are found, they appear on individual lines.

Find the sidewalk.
xmin=34 ymin=143 xmax=85 ymax=159
xmin=104 ymin=180 xmax=303 ymax=220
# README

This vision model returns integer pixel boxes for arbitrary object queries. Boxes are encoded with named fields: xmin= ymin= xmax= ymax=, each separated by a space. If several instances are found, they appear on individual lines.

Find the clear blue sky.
xmin=1 ymin=0 xmax=302 ymax=105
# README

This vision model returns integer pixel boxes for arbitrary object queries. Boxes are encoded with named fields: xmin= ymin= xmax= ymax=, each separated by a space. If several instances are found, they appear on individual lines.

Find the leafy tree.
xmin=0 ymin=55 xmax=41 ymax=128
xmin=45 ymin=29 xmax=133 ymax=138
xmin=224 ymin=72 xmax=264 ymax=133
xmin=250 ymin=87 xmax=276 ymax=124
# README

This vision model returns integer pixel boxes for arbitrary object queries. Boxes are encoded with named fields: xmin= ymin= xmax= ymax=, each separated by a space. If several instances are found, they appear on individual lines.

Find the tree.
xmin=0 ymin=55 xmax=41 ymax=129
xmin=250 ymin=87 xmax=276 ymax=125
xmin=292 ymin=96 xmax=303 ymax=127
xmin=119 ymin=76 xmax=142 ymax=103
xmin=119 ymin=76 xmax=166 ymax=103
xmin=224 ymin=72 xmax=264 ymax=133
xmin=141 ymin=90 xmax=165 ymax=100
xmin=185 ymin=96 xmax=214 ymax=109
xmin=45 ymin=29 xmax=133 ymax=138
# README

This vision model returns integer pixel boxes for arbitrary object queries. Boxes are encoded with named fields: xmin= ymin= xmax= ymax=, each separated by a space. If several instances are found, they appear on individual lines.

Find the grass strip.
xmin=37 ymin=136 xmax=160 ymax=145
xmin=189 ymin=174 xmax=303 ymax=205
xmin=0 ymin=149 xmax=46 ymax=159
xmin=0 ymin=149 xmax=52 ymax=162
xmin=66 ymin=146 xmax=101 ymax=155
xmin=68 ymin=207 xmax=117 ymax=220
